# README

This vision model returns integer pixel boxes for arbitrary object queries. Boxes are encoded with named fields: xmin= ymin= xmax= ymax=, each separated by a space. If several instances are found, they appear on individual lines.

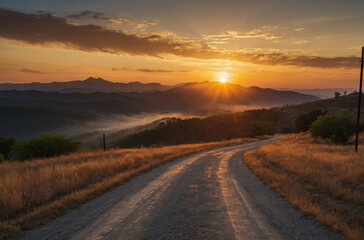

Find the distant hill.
xmin=0 ymin=106 xmax=98 ymax=139
xmin=0 ymin=82 xmax=319 ymax=115
xmin=0 ymin=90 xmax=159 ymax=115
xmin=276 ymin=92 xmax=362 ymax=130
xmin=0 ymin=81 xmax=320 ymax=139
xmin=0 ymin=77 xmax=173 ymax=93
xmin=276 ymin=88 xmax=356 ymax=99
xmin=117 ymin=110 xmax=282 ymax=147
xmin=117 ymin=93 xmax=363 ymax=148
xmin=128 ymin=82 xmax=320 ymax=111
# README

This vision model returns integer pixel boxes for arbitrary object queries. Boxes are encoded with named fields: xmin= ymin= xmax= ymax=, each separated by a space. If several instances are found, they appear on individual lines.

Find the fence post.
xmin=355 ymin=47 xmax=364 ymax=152
xmin=103 ymin=133 xmax=106 ymax=151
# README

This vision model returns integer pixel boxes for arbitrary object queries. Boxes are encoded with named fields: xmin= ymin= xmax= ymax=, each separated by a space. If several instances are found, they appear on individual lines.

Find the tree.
xmin=0 ymin=137 xmax=16 ymax=160
xmin=11 ymin=133 xmax=80 ymax=161
xmin=310 ymin=113 xmax=357 ymax=144
xmin=248 ymin=121 xmax=277 ymax=137
xmin=334 ymin=92 xmax=341 ymax=98
xmin=293 ymin=110 xmax=327 ymax=133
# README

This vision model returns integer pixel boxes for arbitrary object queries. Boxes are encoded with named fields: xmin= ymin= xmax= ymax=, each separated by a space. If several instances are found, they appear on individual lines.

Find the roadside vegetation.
xmin=0 ymin=134 xmax=80 ymax=162
xmin=310 ymin=113 xmax=359 ymax=144
xmin=292 ymin=109 xmax=327 ymax=133
xmin=244 ymin=133 xmax=364 ymax=240
xmin=0 ymin=136 xmax=265 ymax=238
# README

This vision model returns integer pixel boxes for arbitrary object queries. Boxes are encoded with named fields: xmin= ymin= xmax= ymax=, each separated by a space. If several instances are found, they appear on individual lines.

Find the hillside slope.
xmin=117 ymin=93 xmax=363 ymax=148
xmin=0 ymin=106 xmax=98 ymax=139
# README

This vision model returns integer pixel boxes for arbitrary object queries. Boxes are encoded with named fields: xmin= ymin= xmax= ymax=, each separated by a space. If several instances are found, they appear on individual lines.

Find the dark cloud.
xmin=21 ymin=68 xmax=42 ymax=74
xmin=0 ymin=9 xmax=181 ymax=56
xmin=0 ymin=9 xmax=360 ymax=69
xmin=66 ymin=11 xmax=110 ymax=21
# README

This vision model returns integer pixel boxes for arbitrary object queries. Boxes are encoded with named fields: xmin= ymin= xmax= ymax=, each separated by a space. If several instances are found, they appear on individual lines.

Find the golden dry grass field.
xmin=244 ymin=134 xmax=364 ymax=240
xmin=0 ymin=137 xmax=264 ymax=238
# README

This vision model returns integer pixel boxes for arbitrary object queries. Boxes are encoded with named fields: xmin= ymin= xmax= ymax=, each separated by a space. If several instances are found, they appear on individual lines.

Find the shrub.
xmin=248 ymin=121 xmax=276 ymax=137
xmin=11 ymin=133 xmax=80 ymax=161
xmin=293 ymin=110 xmax=327 ymax=133
xmin=310 ymin=113 xmax=357 ymax=144
xmin=0 ymin=137 xmax=16 ymax=160
xmin=0 ymin=154 xmax=4 ymax=163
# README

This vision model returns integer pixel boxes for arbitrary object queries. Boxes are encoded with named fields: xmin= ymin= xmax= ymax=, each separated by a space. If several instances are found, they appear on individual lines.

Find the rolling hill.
xmin=0 ymin=81 xmax=320 ymax=139
xmin=127 ymin=81 xmax=320 ymax=111
xmin=0 ymin=106 xmax=98 ymax=139
xmin=117 ymin=93 xmax=363 ymax=148
xmin=0 ymin=90 xmax=159 ymax=115
xmin=276 ymin=88 xmax=356 ymax=99
xmin=0 ymin=77 xmax=173 ymax=93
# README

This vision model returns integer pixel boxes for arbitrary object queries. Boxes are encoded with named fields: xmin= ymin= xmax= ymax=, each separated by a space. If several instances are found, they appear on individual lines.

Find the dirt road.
xmin=21 ymin=136 xmax=343 ymax=240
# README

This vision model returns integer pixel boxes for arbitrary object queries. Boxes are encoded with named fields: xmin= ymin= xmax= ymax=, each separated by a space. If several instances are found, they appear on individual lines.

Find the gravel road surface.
xmin=21 ymin=135 xmax=343 ymax=240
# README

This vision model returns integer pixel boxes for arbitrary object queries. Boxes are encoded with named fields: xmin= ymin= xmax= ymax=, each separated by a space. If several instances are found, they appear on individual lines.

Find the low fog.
xmin=60 ymin=113 xmax=188 ymax=137
xmin=60 ymin=105 xmax=266 ymax=138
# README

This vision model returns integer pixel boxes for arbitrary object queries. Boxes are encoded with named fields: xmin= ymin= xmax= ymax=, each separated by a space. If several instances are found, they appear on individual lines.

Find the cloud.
xmin=111 ymin=67 xmax=130 ymax=71
xmin=137 ymin=68 xmax=174 ymax=73
xmin=203 ymin=26 xmax=284 ymax=42
xmin=0 ymin=9 xmax=360 ymax=69
xmin=227 ymin=53 xmax=359 ymax=69
xmin=291 ymin=40 xmax=311 ymax=45
xmin=112 ymin=67 xmax=189 ymax=73
xmin=0 ymin=9 xmax=180 ymax=56
xmin=66 ymin=10 xmax=159 ymax=29
xmin=66 ymin=11 xmax=111 ymax=21
xmin=21 ymin=68 xmax=42 ymax=74
xmin=294 ymin=27 xmax=305 ymax=32
xmin=349 ymin=46 xmax=362 ymax=51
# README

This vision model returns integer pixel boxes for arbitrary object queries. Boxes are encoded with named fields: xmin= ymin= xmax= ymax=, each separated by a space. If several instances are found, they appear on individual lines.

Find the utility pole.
xmin=355 ymin=46 xmax=364 ymax=152
xmin=102 ymin=133 xmax=106 ymax=151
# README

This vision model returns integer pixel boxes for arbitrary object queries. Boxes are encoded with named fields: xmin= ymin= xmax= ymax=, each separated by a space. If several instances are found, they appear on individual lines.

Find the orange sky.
xmin=0 ymin=1 xmax=363 ymax=88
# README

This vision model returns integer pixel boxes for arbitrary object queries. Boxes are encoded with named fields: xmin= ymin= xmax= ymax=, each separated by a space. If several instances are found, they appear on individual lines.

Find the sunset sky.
xmin=0 ymin=0 xmax=363 ymax=88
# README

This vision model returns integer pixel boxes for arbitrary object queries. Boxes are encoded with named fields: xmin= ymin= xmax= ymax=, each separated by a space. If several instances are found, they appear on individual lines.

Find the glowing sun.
xmin=219 ymin=77 xmax=227 ymax=83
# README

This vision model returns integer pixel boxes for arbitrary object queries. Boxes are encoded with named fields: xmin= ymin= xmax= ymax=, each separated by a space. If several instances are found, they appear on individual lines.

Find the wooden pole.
xmin=355 ymin=46 xmax=364 ymax=152
xmin=103 ymin=133 xmax=106 ymax=151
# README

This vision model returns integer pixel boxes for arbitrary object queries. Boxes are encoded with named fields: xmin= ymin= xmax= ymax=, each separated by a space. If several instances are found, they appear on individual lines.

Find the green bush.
xmin=0 ymin=137 xmax=16 ymax=160
xmin=293 ymin=110 xmax=327 ymax=133
xmin=11 ymin=133 xmax=80 ymax=161
xmin=0 ymin=154 xmax=4 ymax=163
xmin=310 ymin=113 xmax=358 ymax=144
xmin=248 ymin=121 xmax=277 ymax=137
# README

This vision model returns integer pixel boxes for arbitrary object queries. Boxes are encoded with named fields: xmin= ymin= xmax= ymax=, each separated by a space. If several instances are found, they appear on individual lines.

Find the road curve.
xmin=21 ymin=135 xmax=343 ymax=240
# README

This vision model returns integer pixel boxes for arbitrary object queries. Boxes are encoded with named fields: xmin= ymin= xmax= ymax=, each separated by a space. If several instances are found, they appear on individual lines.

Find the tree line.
xmin=117 ymin=109 xmax=281 ymax=148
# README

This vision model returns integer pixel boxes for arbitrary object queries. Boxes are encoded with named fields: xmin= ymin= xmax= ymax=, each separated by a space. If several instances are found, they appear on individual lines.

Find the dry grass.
xmin=0 ymin=137 xmax=263 ymax=238
xmin=244 ymin=133 xmax=364 ymax=240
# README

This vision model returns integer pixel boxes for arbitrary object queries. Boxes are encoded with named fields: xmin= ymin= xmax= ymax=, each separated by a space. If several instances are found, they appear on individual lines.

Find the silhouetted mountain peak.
xmin=84 ymin=77 xmax=109 ymax=83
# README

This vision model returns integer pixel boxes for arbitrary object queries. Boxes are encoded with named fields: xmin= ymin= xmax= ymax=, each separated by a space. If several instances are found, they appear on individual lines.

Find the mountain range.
xmin=0 ymin=78 xmax=320 ymax=139
xmin=127 ymin=81 xmax=320 ymax=111
xmin=0 ymin=77 xmax=173 ymax=93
